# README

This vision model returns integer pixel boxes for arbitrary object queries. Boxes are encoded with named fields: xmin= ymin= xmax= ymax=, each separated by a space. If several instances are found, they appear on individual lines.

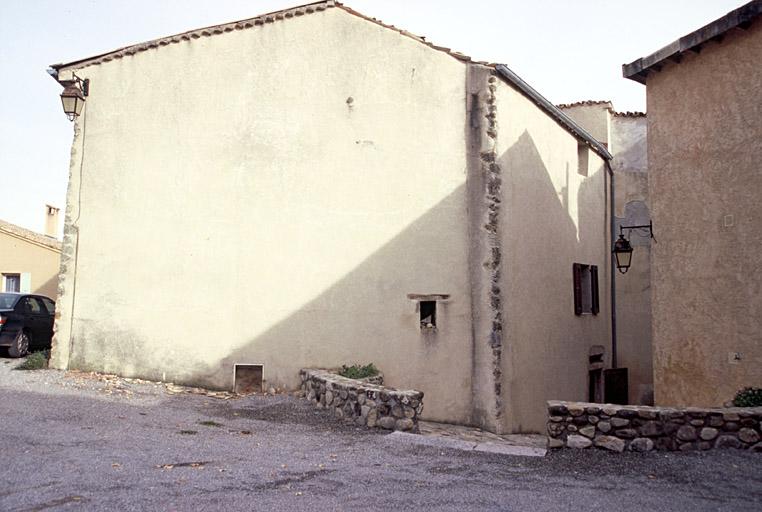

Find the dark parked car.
xmin=0 ymin=293 xmax=55 ymax=357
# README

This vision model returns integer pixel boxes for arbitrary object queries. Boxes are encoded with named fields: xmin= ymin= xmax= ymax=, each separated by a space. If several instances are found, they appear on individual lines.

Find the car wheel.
xmin=8 ymin=331 xmax=30 ymax=358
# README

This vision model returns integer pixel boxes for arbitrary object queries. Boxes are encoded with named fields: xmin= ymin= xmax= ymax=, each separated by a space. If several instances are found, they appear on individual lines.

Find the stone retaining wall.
xmin=300 ymin=369 xmax=424 ymax=432
xmin=547 ymin=401 xmax=762 ymax=452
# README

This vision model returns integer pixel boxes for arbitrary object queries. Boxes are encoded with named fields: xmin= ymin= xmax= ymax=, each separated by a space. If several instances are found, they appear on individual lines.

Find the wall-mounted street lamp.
xmin=613 ymin=221 xmax=654 ymax=274
xmin=60 ymin=75 xmax=89 ymax=121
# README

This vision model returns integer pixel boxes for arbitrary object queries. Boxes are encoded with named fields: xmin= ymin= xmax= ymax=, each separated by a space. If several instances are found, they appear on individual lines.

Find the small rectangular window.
xmin=3 ymin=274 xmax=20 ymax=293
xmin=573 ymin=263 xmax=599 ymax=315
xmin=420 ymin=301 xmax=436 ymax=328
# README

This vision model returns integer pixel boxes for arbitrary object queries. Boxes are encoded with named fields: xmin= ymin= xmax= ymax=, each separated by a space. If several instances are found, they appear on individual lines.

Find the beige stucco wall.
xmin=51 ymin=8 xmax=475 ymax=424
xmin=647 ymin=21 xmax=762 ymax=406
xmin=610 ymin=114 xmax=652 ymax=405
xmin=495 ymin=83 xmax=612 ymax=433
xmin=0 ymin=230 xmax=60 ymax=299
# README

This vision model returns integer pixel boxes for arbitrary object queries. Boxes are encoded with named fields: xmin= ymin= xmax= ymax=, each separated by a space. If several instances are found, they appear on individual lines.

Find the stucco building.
xmin=623 ymin=0 xmax=762 ymax=407
xmin=0 ymin=208 xmax=62 ymax=299
xmin=48 ymin=1 xmax=615 ymax=433
xmin=558 ymin=101 xmax=652 ymax=406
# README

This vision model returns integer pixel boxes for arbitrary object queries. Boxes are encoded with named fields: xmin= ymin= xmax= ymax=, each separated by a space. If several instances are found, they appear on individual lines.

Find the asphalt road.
xmin=1 ymin=357 xmax=761 ymax=511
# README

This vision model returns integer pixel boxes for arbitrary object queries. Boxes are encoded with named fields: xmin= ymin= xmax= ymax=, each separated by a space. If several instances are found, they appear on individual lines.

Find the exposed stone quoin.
xmin=547 ymin=401 xmax=762 ymax=453
xmin=300 ymin=369 xmax=424 ymax=432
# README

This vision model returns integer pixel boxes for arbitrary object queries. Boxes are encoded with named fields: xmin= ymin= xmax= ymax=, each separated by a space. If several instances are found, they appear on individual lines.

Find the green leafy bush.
xmin=732 ymin=387 xmax=762 ymax=407
xmin=338 ymin=363 xmax=379 ymax=380
xmin=14 ymin=350 xmax=49 ymax=371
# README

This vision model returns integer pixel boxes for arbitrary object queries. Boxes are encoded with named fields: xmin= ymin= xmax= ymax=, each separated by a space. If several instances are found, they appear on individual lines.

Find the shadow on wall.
xmin=70 ymin=184 xmax=475 ymax=424
xmin=67 ymin=131 xmax=609 ymax=432
xmin=499 ymin=130 xmax=609 ymax=432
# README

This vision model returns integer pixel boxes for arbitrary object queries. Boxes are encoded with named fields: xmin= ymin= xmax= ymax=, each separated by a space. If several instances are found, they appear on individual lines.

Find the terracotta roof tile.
xmin=51 ymin=1 xmax=481 ymax=72
xmin=0 ymin=219 xmax=62 ymax=252
xmin=557 ymin=100 xmax=613 ymax=109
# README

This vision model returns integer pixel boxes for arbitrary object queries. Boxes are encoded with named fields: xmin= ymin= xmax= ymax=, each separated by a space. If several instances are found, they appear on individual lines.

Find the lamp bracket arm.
xmin=618 ymin=220 xmax=656 ymax=243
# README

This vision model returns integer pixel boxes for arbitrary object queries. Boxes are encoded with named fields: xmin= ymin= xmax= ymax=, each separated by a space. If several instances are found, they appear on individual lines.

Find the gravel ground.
xmin=1 ymin=356 xmax=761 ymax=511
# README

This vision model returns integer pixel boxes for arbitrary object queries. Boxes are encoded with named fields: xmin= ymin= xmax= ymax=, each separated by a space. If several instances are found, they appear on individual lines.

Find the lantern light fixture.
xmin=613 ymin=221 xmax=654 ymax=274
xmin=60 ymin=75 xmax=89 ymax=121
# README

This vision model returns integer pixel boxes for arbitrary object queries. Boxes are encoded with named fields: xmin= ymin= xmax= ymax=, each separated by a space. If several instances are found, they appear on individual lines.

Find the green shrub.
xmin=338 ymin=363 xmax=379 ymax=380
xmin=14 ymin=350 xmax=50 ymax=371
xmin=732 ymin=387 xmax=762 ymax=407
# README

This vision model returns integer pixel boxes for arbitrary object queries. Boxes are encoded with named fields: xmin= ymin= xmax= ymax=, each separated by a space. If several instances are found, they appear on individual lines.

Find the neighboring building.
xmin=48 ymin=0 xmax=614 ymax=433
xmin=0 ymin=208 xmax=62 ymax=299
xmin=558 ymin=101 xmax=652 ymax=406
xmin=624 ymin=1 xmax=762 ymax=406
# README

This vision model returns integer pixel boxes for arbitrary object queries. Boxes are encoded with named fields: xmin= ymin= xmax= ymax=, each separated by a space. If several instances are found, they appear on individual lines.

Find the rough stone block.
xmin=597 ymin=421 xmax=612 ymax=433
xmin=579 ymin=426 xmax=596 ymax=439
xmin=715 ymin=435 xmax=741 ymax=449
xmin=594 ymin=436 xmax=625 ymax=452
xmin=568 ymin=405 xmax=585 ymax=417
xmin=395 ymin=418 xmax=414 ymax=431
xmin=611 ymin=417 xmax=629 ymax=428
xmin=637 ymin=409 xmax=657 ymax=420
xmin=367 ymin=409 xmax=378 ymax=428
xmin=639 ymin=421 xmax=663 ymax=437
xmin=630 ymin=438 xmax=654 ymax=452
xmin=677 ymin=426 xmax=697 ymax=441
xmin=700 ymin=427 xmax=719 ymax=441
xmin=567 ymin=435 xmax=592 ymax=449
xmin=548 ymin=437 xmax=564 ymax=449
xmin=615 ymin=429 xmax=638 ymax=439
xmin=378 ymin=416 xmax=396 ymax=430
xmin=738 ymin=428 xmax=760 ymax=444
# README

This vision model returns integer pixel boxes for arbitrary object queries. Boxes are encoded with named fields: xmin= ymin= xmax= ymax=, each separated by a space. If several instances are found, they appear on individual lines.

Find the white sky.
xmin=0 ymin=0 xmax=747 ymax=233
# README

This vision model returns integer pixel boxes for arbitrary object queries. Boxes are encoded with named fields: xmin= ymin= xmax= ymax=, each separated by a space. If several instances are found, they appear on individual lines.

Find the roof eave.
xmin=495 ymin=65 xmax=613 ymax=161
xmin=623 ymin=0 xmax=762 ymax=83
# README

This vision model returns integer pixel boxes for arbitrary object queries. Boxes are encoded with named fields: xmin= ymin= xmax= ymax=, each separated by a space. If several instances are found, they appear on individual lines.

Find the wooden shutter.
xmin=591 ymin=265 xmax=600 ymax=315
xmin=573 ymin=263 xmax=582 ymax=316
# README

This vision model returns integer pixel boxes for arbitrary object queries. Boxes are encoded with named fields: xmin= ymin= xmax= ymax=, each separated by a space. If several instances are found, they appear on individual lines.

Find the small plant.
xmin=14 ymin=350 xmax=49 ymax=371
xmin=732 ymin=387 xmax=762 ymax=407
xmin=338 ymin=363 xmax=379 ymax=380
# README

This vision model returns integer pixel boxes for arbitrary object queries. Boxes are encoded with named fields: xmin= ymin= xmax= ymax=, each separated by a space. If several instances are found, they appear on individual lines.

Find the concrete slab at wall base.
xmin=386 ymin=431 xmax=547 ymax=457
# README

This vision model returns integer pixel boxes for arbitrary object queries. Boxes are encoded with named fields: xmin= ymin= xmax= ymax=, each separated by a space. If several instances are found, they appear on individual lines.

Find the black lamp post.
xmin=60 ymin=76 xmax=89 ymax=121
xmin=612 ymin=221 xmax=654 ymax=274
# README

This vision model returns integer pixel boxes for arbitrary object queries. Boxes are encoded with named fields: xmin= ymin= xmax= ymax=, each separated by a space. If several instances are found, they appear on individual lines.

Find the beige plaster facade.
xmin=0 ymin=219 xmax=62 ymax=299
xmin=560 ymin=102 xmax=653 ymax=406
xmin=628 ymin=11 xmax=762 ymax=406
xmin=50 ymin=1 xmax=612 ymax=433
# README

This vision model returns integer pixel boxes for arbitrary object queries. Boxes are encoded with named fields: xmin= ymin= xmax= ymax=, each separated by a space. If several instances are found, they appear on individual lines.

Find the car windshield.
xmin=0 ymin=293 xmax=20 ymax=310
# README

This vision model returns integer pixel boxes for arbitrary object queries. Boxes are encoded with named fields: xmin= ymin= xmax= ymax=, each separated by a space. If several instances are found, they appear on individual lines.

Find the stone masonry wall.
xmin=547 ymin=401 xmax=762 ymax=452
xmin=300 ymin=369 xmax=424 ymax=432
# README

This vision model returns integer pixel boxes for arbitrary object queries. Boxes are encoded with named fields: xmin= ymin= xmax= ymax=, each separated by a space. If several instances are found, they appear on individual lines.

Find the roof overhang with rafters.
xmin=623 ymin=0 xmax=762 ymax=84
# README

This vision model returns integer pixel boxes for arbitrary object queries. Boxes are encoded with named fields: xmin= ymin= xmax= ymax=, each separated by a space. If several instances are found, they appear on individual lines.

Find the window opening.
xmin=234 ymin=364 xmax=263 ymax=394
xmin=420 ymin=301 xmax=436 ymax=329
xmin=573 ymin=263 xmax=599 ymax=315
xmin=3 ymin=274 xmax=20 ymax=293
